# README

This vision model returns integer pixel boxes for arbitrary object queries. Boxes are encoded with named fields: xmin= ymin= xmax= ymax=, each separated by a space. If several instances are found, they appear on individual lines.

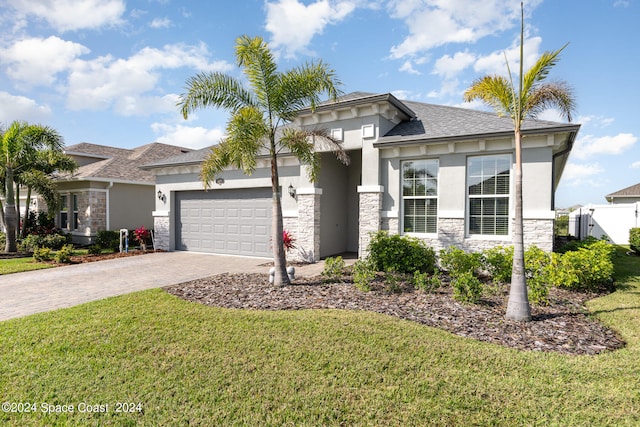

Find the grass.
xmin=0 ymin=247 xmax=639 ymax=426
xmin=0 ymin=257 xmax=53 ymax=275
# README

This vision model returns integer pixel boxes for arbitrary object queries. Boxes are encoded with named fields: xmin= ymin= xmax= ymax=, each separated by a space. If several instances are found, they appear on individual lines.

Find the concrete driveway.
xmin=0 ymin=252 xmax=325 ymax=322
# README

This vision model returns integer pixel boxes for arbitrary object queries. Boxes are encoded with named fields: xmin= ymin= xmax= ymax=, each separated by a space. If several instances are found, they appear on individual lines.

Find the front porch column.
xmin=152 ymin=210 xmax=170 ymax=251
xmin=358 ymin=185 xmax=383 ymax=258
xmin=296 ymin=188 xmax=322 ymax=262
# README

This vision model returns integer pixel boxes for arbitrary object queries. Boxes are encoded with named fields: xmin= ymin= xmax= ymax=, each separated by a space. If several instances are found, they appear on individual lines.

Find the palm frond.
xmin=178 ymin=72 xmax=255 ymax=119
xmin=524 ymin=81 xmax=576 ymax=122
xmin=200 ymin=143 xmax=232 ymax=190
xmin=522 ymin=43 xmax=568 ymax=95
xmin=463 ymin=75 xmax=515 ymax=118
xmin=235 ymin=35 xmax=279 ymax=113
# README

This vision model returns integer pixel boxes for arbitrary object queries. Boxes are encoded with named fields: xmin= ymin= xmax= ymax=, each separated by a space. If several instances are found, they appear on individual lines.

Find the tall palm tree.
xmin=178 ymin=35 xmax=348 ymax=286
xmin=464 ymin=2 xmax=576 ymax=321
xmin=1 ymin=121 xmax=65 ymax=252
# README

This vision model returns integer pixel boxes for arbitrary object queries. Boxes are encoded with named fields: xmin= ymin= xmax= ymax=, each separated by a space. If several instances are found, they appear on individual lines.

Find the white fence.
xmin=569 ymin=203 xmax=640 ymax=244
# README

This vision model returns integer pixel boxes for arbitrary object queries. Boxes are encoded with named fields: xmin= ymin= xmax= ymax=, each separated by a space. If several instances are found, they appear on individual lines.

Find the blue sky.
xmin=0 ymin=0 xmax=637 ymax=208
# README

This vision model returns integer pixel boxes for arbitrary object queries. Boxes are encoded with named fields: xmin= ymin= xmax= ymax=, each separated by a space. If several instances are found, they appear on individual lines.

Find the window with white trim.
xmin=402 ymin=159 xmax=438 ymax=234
xmin=467 ymin=154 xmax=511 ymax=236
xmin=72 ymin=194 xmax=79 ymax=230
xmin=60 ymin=194 xmax=68 ymax=229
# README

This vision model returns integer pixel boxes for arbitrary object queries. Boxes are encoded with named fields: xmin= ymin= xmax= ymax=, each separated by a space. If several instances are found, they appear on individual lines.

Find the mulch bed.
xmin=165 ymin=273 xmax=625 ymax=355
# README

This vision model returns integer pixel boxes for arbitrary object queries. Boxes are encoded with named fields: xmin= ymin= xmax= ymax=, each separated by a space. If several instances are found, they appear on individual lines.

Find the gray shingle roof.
xmin=62 ymin=142 xmax=191 ymax=183
xmin=606 ymin=183 xmax=640 ymax=198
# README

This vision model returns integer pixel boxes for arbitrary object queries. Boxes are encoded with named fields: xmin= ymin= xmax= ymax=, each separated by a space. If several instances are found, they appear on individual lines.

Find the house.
xmin=143 ymin=92 xmax=580 ymax=261
xmin=54 ymin=142 xmax=190 ymax=245
xmin=605 ymin=183 xmax=640 ymax=204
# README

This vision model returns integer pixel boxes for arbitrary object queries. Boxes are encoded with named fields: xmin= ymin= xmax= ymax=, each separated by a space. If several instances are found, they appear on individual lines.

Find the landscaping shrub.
xmin=43 ymin=233 xmax=69 ymax=250
xmin=367 ymin=231 xmax=436 ymax=274
xmin=96 ymin=230 xmax=120 ymax=251
xmin=452 ymin=271 xmax=483 ymax=304
xmin=54 ymin=244 xmax=75 ymax=264
xmin=524 ymin=246 xmax=552 ymax=305
xmin=33 ymin=247 xmax=53 ymax=262
xmin=439 ymin=247 xmax=482 ymax=278
xmin=413 ymin=270 xmax=441 ymax=293
xmin=482 ymin=246 xmax=513 ymax=284
xmin=0 ymin=231 xmax=5 ymax=248
xmin=630 ymin=228 xmax=640 ymax=255
xmin=382 ymin=269 xmax=404 ymax=294
xmin=322 ymin=256 xmax=345 ymax=282
xmin=548 ymin=240 xmax=615 ymax=292
xmin=87 ymin=244 xmax=103 ymax=255
xmin=555 ymin=235 xmax=605 ymax=254
xmin=353 ymin=258 xmax=376 ymax=292
xmin=18 ymin=234 xmax=45 ymax=252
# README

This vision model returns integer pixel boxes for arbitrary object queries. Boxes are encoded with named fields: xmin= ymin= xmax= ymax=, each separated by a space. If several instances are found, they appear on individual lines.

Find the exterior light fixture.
xmin=157 ymin=190 xmax=163 ymax=200
xmin=288 ymin=184 xmax=296 ymax=198
xmin=157 ymin=190 xmax=166 ymax=203
xmin=215 ymin=177 xmax=225 ymax=185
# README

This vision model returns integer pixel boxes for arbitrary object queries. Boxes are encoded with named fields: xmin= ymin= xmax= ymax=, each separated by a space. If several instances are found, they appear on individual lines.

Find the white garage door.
xmin=176 ymin=188 xmax=272 ymax=257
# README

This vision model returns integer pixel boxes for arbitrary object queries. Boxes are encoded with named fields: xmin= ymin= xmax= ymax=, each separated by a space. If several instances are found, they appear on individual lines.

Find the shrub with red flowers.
xmin=283 ymin=230 xmax=296 ymax=253
xmin=134 ymin=226 xmax=151 ymax=249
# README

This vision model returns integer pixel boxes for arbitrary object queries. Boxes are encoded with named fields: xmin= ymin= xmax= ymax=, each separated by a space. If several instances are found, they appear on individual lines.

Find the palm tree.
xmin=178 ymin=35 xmax=348 ymax=286
xmin=463 ymin=2 xmax=575 ymax=321
xmin=1 ymin=121 xmax=66 ymax=252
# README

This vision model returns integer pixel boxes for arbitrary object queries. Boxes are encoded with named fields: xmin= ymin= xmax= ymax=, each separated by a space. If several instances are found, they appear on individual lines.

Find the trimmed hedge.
xmin=368 ymin=231 xmax=436 ymax=274
xmin=630 ymin=228 xmax=640 ymax=255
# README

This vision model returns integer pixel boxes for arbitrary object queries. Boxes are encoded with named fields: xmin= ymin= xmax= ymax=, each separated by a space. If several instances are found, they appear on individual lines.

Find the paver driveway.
xmin=0 ymin=252 xmax=281 ymax=321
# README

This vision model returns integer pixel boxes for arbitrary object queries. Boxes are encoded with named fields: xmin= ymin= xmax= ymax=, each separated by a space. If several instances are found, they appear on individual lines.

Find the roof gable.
xmin=606 ymin=183 xmax=640 ymax=199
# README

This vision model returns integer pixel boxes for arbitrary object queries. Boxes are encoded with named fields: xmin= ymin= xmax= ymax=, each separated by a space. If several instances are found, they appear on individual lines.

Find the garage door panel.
xmin=176 ymin=188 xmax=272 ymax=257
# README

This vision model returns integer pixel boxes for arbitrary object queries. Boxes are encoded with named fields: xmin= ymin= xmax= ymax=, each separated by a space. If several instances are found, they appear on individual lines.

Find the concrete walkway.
xmin=0 ymin=252 xmax=328 ymax=322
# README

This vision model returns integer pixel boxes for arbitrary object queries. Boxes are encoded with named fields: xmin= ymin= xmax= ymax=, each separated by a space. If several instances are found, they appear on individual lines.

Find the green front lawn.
xmin=0 ymin=248 xmax=639 ymax=426
xmin=0 ymin=257 xmax=54 ymax=275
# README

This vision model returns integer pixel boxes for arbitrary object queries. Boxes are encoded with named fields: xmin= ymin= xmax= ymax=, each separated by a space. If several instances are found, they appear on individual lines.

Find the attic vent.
xmin=362 ymin=124 xmax=375 ymax=139
xmin=331 ymin=128 xmax=343 ymax=141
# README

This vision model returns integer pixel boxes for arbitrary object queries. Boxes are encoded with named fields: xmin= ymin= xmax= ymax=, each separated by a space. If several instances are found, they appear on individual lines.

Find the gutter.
xmin=106 ymin=181 xmax=114 ymax=230
xmin=551 ymin=127 xmax=580 ymax=210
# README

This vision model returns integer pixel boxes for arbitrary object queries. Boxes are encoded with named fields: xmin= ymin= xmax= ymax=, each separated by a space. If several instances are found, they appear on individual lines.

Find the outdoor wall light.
xmin=157 ymin=190 xmax=166 ymax=202
xmin=288 ymin=184 xmax=296 ymax=198
xmin=215 ymin=177 xmax=225 ymax=185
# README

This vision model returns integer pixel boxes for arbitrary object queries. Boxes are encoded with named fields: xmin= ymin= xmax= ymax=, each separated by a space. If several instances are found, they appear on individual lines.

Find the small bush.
xmin=367 ymin=231 xmax=436 ymax=274
xmin=0 ymin=232 xmax=5 ymax=248
xmin=525 ymin=246 xmax=552 ymax=305
xmin=482 ymin=246 xmax=513 ymax=284
xmin=87 ymin=245 xmax=103 ymax=255
xmin=33 ymin=247 xmax=53 ymax=262
xmin=548 ymin=240 xmax=615 ymax=292
xmin=452 ymin=271 xmax=483 ymax=304
xmin=439 ymin=247 xmax=482 ymax=278
xmin=413 ymin=270 xmax=441 ymax=293
xmin=630 ymin=228 xmax=640 ymax=255
xmin=43 ymin=233 xmax=69 ymax=250
xmin=322 ymin=256 xmax=345 ymax=282
xmin=555 ymin=235 xmax=603 ymax=254
xmin=18 ymin=234 xmax=44 ymax=253
xmin=382 ymin=269 xmax=404 ymax=294
xmin=353 ymin=258 xmax=376 ymax=292
xmin=54 ymin=244 xmax=75 ymax=264
xmin=96 ymin=230 xmax=120 ymax=251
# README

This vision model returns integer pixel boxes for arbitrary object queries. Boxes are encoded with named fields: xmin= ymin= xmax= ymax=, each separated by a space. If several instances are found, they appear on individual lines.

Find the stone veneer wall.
xmin=282 ymin=214 xmax=300 ymax=261
xmin=358 ymin=188 xmax=383 ymax=257
xmin=296 ymin=191 xmax=321 ymax=262
xmin=153 ymin=214 xmax=170 ymax=251
xmin=381 ymin=216 xmax=399 ymax=235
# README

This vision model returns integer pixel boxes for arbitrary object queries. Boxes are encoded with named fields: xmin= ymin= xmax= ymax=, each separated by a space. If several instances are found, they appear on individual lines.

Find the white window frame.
xmin=72 ymin=194 xmax=79 ymax=230
xmin=466 ymin=154 xmax=512 ymax=237
xmin=60 ymin=194 xmax=69 ymax=230
xmin=401 ymin=158 xmax=439 ymax=236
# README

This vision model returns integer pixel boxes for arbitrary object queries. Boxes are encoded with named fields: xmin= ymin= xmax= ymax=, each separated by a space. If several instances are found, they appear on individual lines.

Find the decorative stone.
xmin=287 ymin=266 xmax=295 ymax=281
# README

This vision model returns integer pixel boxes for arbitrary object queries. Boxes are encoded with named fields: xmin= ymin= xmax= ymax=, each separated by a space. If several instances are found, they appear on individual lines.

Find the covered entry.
xmin=176 ymin=188 xmax=272 ymax=257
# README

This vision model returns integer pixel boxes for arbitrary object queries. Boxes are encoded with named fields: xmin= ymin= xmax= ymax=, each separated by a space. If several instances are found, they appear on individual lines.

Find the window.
xmin=60 ymin=195 xmax=68 ymax=229
xmin=467 ymin=154 xmax=511 ymax=236
xmin=72 ymin=194 xmax=79 ymax=230
xmin=402 ymin=159 xmax=438 ymax=234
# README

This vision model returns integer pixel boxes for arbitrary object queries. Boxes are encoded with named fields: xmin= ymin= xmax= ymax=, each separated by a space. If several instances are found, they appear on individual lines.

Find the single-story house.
xmin=55 ymin=142 xmax=190 ymax=244
xmin=143 ymin=92 xmax=580 ymax=261
xmin=605 ymin=183 xmax=640 ymax=204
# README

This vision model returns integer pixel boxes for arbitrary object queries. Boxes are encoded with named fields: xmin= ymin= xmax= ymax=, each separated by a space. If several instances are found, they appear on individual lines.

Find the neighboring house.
xmin=55 ymin=142 xmax=190 ymax=245
xmin=605 ymin=183 xmax=640 ymax=204
xmin=143 ymin=92 xmax=580 ymax=261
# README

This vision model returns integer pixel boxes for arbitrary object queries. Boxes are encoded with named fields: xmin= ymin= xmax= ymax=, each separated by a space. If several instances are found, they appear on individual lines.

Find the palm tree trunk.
xmin=506 ymin=129 xmax=531 ymax=321
xmin=270 ymin=141 xmax=290 ymax=287
xmin=21 ymin=186 xmax=32 ymax=239
xmin=4 ymin=167 xmax=18 ymax=252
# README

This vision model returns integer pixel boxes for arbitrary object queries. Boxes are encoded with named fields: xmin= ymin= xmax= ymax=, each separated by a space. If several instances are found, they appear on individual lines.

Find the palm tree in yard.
xmin=178 ymin=35 xmax=348 ymax=286
xmin=464 ymin=2 xmax=576 ymax=321
xmin=1 ymin=121 xmax=66 ymax=252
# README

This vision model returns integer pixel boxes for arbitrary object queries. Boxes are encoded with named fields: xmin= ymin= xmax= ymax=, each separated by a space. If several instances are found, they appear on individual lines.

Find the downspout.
xmin=551 ymin=133 xmax=576 ymax=211
xmin=106 ymin=181 xmax=114 ymax=231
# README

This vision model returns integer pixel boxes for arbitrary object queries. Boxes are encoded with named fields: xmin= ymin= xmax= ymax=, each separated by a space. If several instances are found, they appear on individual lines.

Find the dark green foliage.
xmin=96 ymin=230 xmax=120 ymax=251
xmin=482 ymin=246 xmax=514 ymax=284
xmin=322 ymin=256 xmax=345 ymax=282
xmin=554 ymin=214 xmax=569 ymax=236
xmin=87 ymin=245 xmax=103 ymax=255
xmin=413 ymin=270 xmax=441 ymax=293
xmin=452 ymin=271 xmax=483 ymax=304
xmin=439 ymin=247 xmax=482 ymax=278
xmin=54 ymin=244 xmax=74 ymax=264
xmin=353 ymin=258 xmax=375 ymax=292
xmin=18 ymin=233 xmax=68 ymax=252
xmin=630 ymin=228 xmax=640 ymax=255
xmin=524 ymin=246 xmax=552 ymax=305
xmin=556 ymin=235 xmax=604 ymax=253
xmin=382 ymin=269 xmax=403 ymax=294
xmin=548 ymin=240 xmax=615 ymax=292
xmin=33 ymin=247 xmax=53 ymax=262
xmin=367 ymin=231 xmax=436 ymax=274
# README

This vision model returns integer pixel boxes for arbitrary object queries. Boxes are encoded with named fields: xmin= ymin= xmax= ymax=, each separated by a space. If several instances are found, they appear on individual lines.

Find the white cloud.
xmin=65 ymin=43 xmax=233 ymax=114
xmin=0 ymin=36 xmax=90 ymax=86
xmin=573 ymin=133 xmax=638 ymax=159
xmin=561 ymin=162 xmax=605 ymax=186
xmin=151 ymin=123 xmax=224 ymax=149
xmin=473 ymin=36 xmax=543 ymax=76
xmin=5 ymin=0 xmax=126 ymax=32
xmin=630 ymin=161 xmax=640 ymax=169
xmin=433 ymin=50 xmax=476 ymax=79
xmin=149 ymin=17 xmax=172 ymax=29
xmin=387 ymin=0 xmax=543 ymax=59
xmin=0 ymin=91 xmax=52 ymax=122
xmin=265 ymin=0 xmax=356 ymax=57
xmin=577 ymin=115 xmax=615 ymax=128
xmin=399 ymin=60 xmax=421 ymax=75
